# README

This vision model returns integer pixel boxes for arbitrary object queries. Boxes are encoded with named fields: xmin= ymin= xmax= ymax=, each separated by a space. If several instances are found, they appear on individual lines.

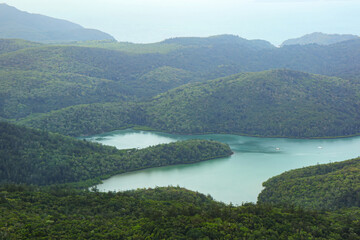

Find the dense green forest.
xmin=0 ymin=68 xmax=130 ymax=119
xmin=1 ymin=37 xmax=360 ymax=137
xmin=258 ymin=157 xmax=360 ymax=210
xmin=1 ymin=185 xmax=359 ymax=239
xmin=19 ymin=69 xmax=360 ymax=138
xmin=0 ymin=122 xmax=232 ymax=186
xmin=145 ymin=69 xmax=360 ymax=137
xmin=18 ymin=102 xmax=143 ymax=136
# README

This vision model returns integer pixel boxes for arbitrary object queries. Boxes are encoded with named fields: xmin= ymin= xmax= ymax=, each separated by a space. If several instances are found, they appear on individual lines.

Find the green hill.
xmin=162 ymin=34 xmax=275 ymax=50
xmin=0 ymin=43 xmax=195 ymax=119
xmin=2 ymin=37 xmax=360 ymax=128
xmin=0 ymin=122 xmax=232 ymax=186
xmin=258 ymin=157 xmax=360 ymax=210
xmin=18 ymin=70 xmax=360 ymax=138
xmin=0 ymin=45 xmax=156 ymax=80
xmin=145 ymin=69 xmax=360 ymax=138
xmin=0 ymin=69 xmax=128 ymax=119
xmin=17 ymin=102 xmax=142 ymax=136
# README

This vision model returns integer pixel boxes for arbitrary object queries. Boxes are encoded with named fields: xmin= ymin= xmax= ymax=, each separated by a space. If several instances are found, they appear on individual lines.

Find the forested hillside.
xmin=144 ymin=69 xmax=360 ymax=137
xmin=0 ymin=122 xmax=232 ymax=186
xmin=1 ymin=185 xmax=359 ymax=239
xmin=19 ymin=70 xmax=360 ymax=138
xmin=0 ymin=69 xmax=129 ymax=119
xmin=258 ymin=157 xmax=360 ymax=210
xmin=2 ymin=36 xmax=360 ymax=137
xmin=0 ymin=43 xmax=193 ymax=119
xmin=18 ymin=102 xmax=143 ymax=136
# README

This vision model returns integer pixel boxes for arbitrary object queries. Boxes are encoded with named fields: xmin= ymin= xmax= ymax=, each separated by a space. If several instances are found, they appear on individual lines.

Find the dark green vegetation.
xmin=1 ymin=185 xmax=359 ymax=239
xmin=0 ymin=122 xmax=232 ymax=186
xmin=281 ymin=32 xmax=359 ymax=46
xmin=0 ymin=4 xmax=114 ymax=42
xmin=258 ymin=157 xmax=360 ymax=210
xmin=1 ymin=122 xmax=358 ymax=239
xmin=20 ymin=70 xmax=360 ymax=138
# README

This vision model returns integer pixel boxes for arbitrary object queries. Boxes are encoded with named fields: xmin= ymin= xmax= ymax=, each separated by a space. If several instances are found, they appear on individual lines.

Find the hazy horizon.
xmin=1 ymin=0 xmax=360 ymax=45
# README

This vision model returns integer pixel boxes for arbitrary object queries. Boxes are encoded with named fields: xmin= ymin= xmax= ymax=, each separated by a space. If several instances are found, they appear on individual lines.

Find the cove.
xmin=85 ymin=129 xmax=360 ymax=205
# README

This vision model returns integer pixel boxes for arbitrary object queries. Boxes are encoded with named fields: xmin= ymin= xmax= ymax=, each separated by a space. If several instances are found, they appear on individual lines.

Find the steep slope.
xmin=145 ymin=69 xmax=360 ymax=137
xmin=281 ymin=32 xmax=359 ymax=46
xmin=258 ymin=157 xmax=360 ymax=210
xmin=0 ymin=4 xmax=114 ymax=42
xmin=0 ymin=122 xmax=232 ymax=186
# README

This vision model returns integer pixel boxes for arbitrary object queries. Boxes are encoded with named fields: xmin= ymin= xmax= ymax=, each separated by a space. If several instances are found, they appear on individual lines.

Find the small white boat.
xmin=318 ymin=146 xmax=323 ymax=149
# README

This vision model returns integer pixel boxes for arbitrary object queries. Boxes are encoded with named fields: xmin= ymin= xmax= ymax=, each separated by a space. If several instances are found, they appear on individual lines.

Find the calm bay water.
xmin=85 ymin=129 xmax=360 ymax=205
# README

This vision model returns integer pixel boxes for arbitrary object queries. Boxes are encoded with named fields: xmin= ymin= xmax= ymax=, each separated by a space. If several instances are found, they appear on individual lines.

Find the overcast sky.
xmin=2 ymin=0 xmax=360 ymax=45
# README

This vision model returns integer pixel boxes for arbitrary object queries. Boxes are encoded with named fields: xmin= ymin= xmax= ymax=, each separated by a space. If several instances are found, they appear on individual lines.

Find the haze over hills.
xmin=68 ymin=35 xmax=360 ymax=81
xmin=0 ymin=3 xmax=115 ymax=42
xmin=281 ymin=32 xmax=359 ymax=46
xmin=1 ymin=36 xmax=360 ymax=138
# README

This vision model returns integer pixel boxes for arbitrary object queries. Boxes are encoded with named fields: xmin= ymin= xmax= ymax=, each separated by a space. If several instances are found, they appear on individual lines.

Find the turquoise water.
xmin=85 ymin=129 xmax=360 ymax=205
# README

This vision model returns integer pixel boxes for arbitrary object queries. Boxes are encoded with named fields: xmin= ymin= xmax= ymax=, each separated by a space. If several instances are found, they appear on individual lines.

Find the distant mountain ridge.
xmin=162 ymin=34 xmax=275 ymax=50
xmin=281 ymin=32 xmax=359 ymax=46
xmin=0 ymin=3 xmax=115 ymax=42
